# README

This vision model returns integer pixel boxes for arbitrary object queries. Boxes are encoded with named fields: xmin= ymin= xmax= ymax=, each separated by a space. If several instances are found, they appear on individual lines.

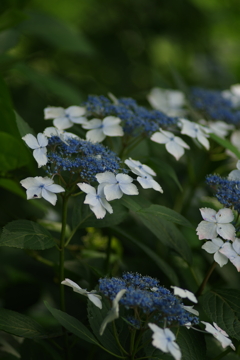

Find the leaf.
xmin=210 ymin=133 xmax=240 ymax=158
xmin=0 ymin=178 xmax=26 ymax=198
xmin=150 ymin=158 xmax=183 ymax=191
xmin=0 ymin=9 xmax=27 ymax=31
xmin=120 ymin=194 xmax=151 ymax=211
xmin=200 ymin=289 xmax=240 ymax=340
xmin=45 ymin=302 xmax=99 ymax=346
xmin=18 ymin=10 xmax=94 ymax=55
xmin=111 ymin=226 xmax=179 ymax=285
xmin=14 ymin=111 xmax=35 ymax=137
xmin=0 ymin=132 xmax=30 ymax=172
xmin=87 ymin=297 xmax=121 ymax=355
xmin=0 ymin=220 xmax=56 ymax=250
xmin=139 ymin=204 xmax=193 ymax=228
xmin=0 ymin=308 xmax=46 ymax=338
xmin=177 ymin=327 xmax=206 ymax=360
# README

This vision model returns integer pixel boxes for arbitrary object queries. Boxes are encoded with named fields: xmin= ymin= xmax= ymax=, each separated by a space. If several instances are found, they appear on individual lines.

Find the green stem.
xmin=130 ymin=329 xmax=136 ymax=358
xmin=59 ymin=194 xmax=69 ymax=359
xmin=112 ymin=321 xmax=129 ymax=356
xmin=195 ymin=261 xmax=217 ymax=297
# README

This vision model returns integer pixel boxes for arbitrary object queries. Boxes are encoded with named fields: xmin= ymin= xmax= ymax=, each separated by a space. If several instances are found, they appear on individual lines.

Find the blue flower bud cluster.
xmin=83 ymin=95 xmax=177 ymax=136
xmin=46 ymin=136 xmax=122 ymax=182
xmin=189 ymin=87 xmax=240 ymax=125
xmin=99 ymin=272 xmax=199 ymax=327
xmin=206 ymin=174 xmax=240 ymax=212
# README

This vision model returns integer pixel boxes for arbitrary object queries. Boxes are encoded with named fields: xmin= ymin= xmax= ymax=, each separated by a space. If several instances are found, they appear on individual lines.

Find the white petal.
xmin=82 ymin=119 xmax=102 ymax=129
xmin=86 ymin=129 xmax=105 ymax=143
xmin=104 ymin=184 xmax=123 ymax=201
xmin=103 ymin=116 xmax=121 ymax=126
xmin=116 ymin=173 xmax=134 ymax=184
xmin=103 ymin=123 xmax=124 ymax=137
xmin=167 ymin=340 xmax=182 ymax=360
xmin=61 ymin=278 xmax=82 ymax=291
xmin=219 ymin=242 xmax=237 ymax=260
xmin=84 ymin=193 xmax=99 ymax=206
xmin=137 ymin=176 xmax=163 ymax=193
xmin=65 ymin=106 xmax=86 ymax=117
xmin=166 ymin=140 xmax=185 ymax=160
xmin=182 ymin=305 xmax=199 ymax=316
xmin=196 ymin=221 xmax=217 ymax=240
xmin=119 ymin=182 xmax=139 ymax=195
xmin=33 ymin=148 xmax=48 ymax=167
xmin=232 ymin=238 xmax=240 ymax=253
xmin=151 ymin=131 xmax=169 ymax=144
xmin=231 ymin=257 xmax=240 ymax=271
xmin=214 ymin=251 xmax=228 ymax=267
xmin=26 ymin=186 xmax=42 ymax=199
xmin=37 ymin=133 xmax=48 ymax=147
xmin=20 ymin=177 xmax=42 ymax=189
xmin=45 ymin=184 xmax=65 ymax=193
xmin=217 ymin=223 xmax=235 ymax=241
xmin=41 ymin=188 xmax=58 ymax=205
xmin=202 ymin=241 xmax=220 ymax=254
xmin=22 ymin=134 xmax=39 ymax=149
xmin=171 ymin=286 xmax=197 ymax=303
xmin=216 ymin=208 xmax=234 ymax=224
xmin=77 ymin=183 xmax=96 ymax=195
xmin=174 ymin=135 xmax=190 ymax=149
xmin=90 ymin=203 xmax=107 ymax=219
xmin=197 ymin=132 xmax=210 ymax=149
xmin=53 ymin=117 xmax=73 ymax=130
xmin=228 ymin=169 xmax=240 ymax=181
xmin=199 ymin=208 xmax=217 ymax=222
xmin=44 ymin=127 xmax=60 ymax=137
xmin=44 ymin=107 xmax=65 ymax=119
xmin=100 ymin=197 xmax=113 ymax=214
xmin=87 ymin=293 xmax=102 ymax=309
xmin=96 ymin=172 xmax=116 ymax=184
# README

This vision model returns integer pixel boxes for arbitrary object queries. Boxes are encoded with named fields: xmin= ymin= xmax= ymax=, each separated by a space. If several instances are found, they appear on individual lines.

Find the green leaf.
xmin=0 ymin=308 xmax=46 ymax=338
xmin=139 ymin=204 xmax=193 ymax=228
xmin=0 ymin=220 xmax=56 ymax=250
xmin=177 ymin=327 xmax=206 ymax=360
xmin=14 ymin=111 xmax=35 ymax=137
xmin=210 ymin=133 xmax=240 ymax=158
xmin=200 ymin=289 xmax=240 ymax=340
xmin=0 ymin=9 xmax=27 ymax=31
xmin=45 ymin=302 xmax=99 ymax=346
xmin=0 ymin=178 xmax=26 ymax=198
xmin=120 ymin=194 xmax=151 ymax=211
xmin=112 ymin=226 xmax=179 ymax=284
xmin=88 ymin=297 xmax=121 ymax=355
xmin=150 ymin=158 xmax=183 ymax=191
xmin=0 ymin=132 xmax=30 ymax=172
xmin=18 ymin=10 xmax=94 ymax=55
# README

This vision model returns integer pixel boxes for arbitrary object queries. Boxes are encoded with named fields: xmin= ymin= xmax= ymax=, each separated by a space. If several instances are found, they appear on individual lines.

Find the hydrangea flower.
xmin=171 ymin=286 xmax=197 ymax=303
xmin=61 ymin=278 xmax=102 ymax=309
xmin=151 ymin=128 xmax=190 ymax=160
xmin=22 ymin=133 xmax=48 ymax=167
xmin=148 ymin=323 xmax=182 ymax=360
xmin=82 ymin=116 xmax=124 ymax=142
xmin=199 ymin=120 xmax=234 ymax=138
xmin=179 ymin=119 xmax=210 ymax=150
xmin=196 ymin=208 xmax=235 ymax=241
xmin=147 ymin=87 xmax=185 ymax=116
xmin=219 ymin=238 xmax=240 ymax=271
xmin=77 ymin=183 xmax=113 ymax=219
xmin=99 ymin=289 xmax=127 ymax=335
xmin=44 ymin=106 xmax=87 ymax=130
xmin=228 ymin=160 xmax=240 ymax=181
xmin=20 ymin=176 xmax=65 ymax=205
xmin=201 ymin=238 xmax=228 ymax=267
xmin=201 ymin=322 xmax=235 ymax=350
xmin=96 ymin=172 xmax=138 ymax=201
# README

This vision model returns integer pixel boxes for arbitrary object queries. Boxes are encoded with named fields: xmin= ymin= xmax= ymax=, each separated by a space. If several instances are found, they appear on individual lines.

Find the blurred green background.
xmin=1 ymin=0 xmax=240 ymax=133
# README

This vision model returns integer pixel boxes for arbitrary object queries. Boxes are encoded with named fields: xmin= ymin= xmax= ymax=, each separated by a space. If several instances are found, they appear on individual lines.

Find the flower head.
xmin=61 ymin=278 xmax=102 ymax=309
xmin=22 ymin=133 xmax=48 ymax=167
xmin=201 ymin=238 xmax=228 ymax=267
xmin=99 ymin=289 xmax=127 ymax=335
xmin=196 ymin=208 xmax=235 ymax=241
xmin=44 ymin=106 xmax=87 ymax=130
xmin=96 ymin=172 xmax=138 ymax=201
xmin=82 ymin=116 xmax=124 ymax=142
xmin=77 ymin=183 xmax=113 ymax=219
xmin=148 ymin=323 xmax=182 ymax=360
xmin=219 ymin=238 xmax=240 ymax=271
xmin=151 ymin=128 xmax=190 ymax=160
xmin=20 ymin=176 xmax=65 ymax=205
xmin=201 ymin=322 xmax=235 ymax=350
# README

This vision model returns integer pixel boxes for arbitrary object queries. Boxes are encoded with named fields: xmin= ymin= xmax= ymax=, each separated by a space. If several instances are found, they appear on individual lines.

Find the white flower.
xmin=44 ymin=106 xmax=87 ymax=130
xmin=228 ymin=160 xmax=240 ymax=181
xmin=147 ymin=87 xmax=185 ymax=116
xmin=201 ymin=322 xmax=235 ymax=350
xmin=199 ymin=120 xmax=234 ymax=138
xmin=61 ymin=278 xmax=102 ymax=309
xmin=82 ymin=116 xmax=124 ymax=142
xmin=136 ymin=174 xmax=163 ymax=192
xmin=148 ymin=323 xmax=182 ymax=360
xmin=99 ymin=289 xmax=127 ymax=335
xmin=96 ymin=172 xmax=138 ymax=201
xmin=77 ymin=183 xmax=113 ymax=219
xmin=219 ymin=238 xmax=240 ymax=271
xmin=196 ymin=208 xmax=235 ymax=241
xmin=182 ymin=305 xmax=199 ymax=316
xmin=124 ymin=158 xmax=156 ymax=177
xmin=151 ymin=128 xmax=190 ymax=160
xmin=179 ymin=118 xmax=210 ymax=150
xmin=201 ymin=238 xmax=228 ymax=267
xmin=171 ymin=286 xmax=197 ymax=303
xmin=22 ymin=133 xmax=48 ymax=167
xmin=20 ymin=176 xmax=65 ymax=205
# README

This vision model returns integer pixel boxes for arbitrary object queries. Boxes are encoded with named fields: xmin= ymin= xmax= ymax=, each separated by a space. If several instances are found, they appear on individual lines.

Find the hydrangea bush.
xmin=1 ymin=82 xmax=240 ymax=359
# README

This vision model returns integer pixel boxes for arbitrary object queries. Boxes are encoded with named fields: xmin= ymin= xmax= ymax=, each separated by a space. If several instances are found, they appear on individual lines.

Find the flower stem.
xmin=195 ymin=261 xmax=217 ymax=297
